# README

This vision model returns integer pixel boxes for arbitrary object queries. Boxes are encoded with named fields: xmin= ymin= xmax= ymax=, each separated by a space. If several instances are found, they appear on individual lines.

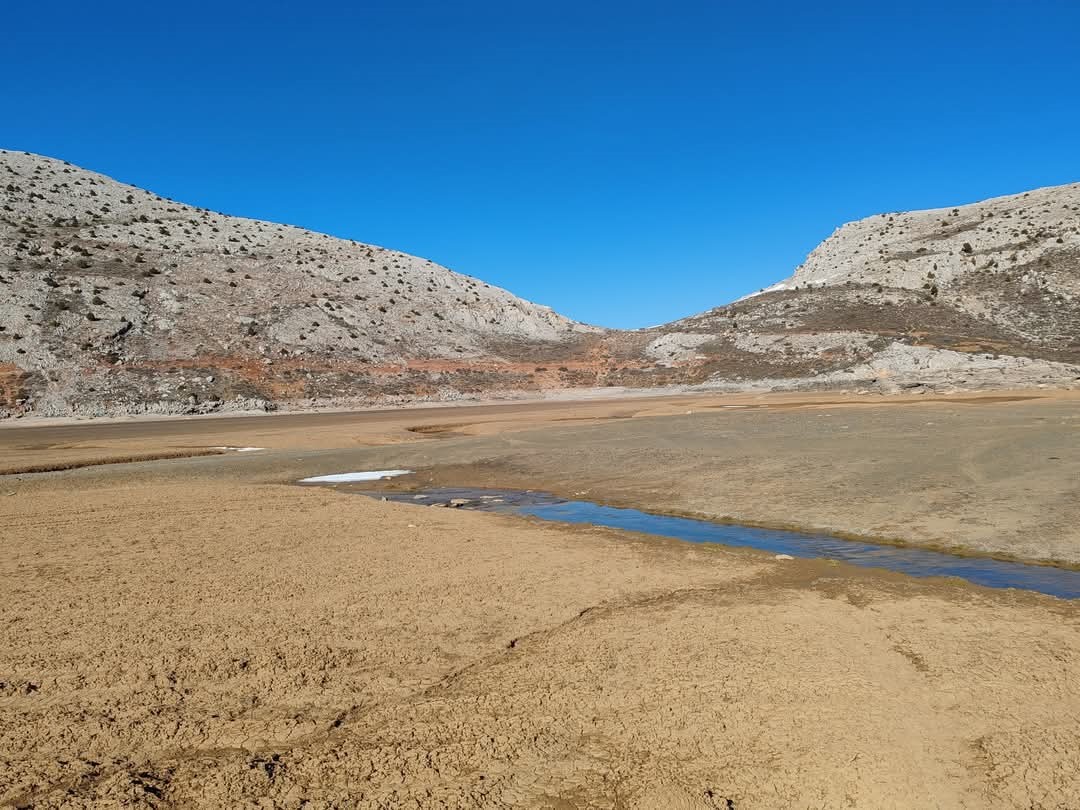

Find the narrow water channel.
xmin=314 ymin=483 xmax=1080 ymax=599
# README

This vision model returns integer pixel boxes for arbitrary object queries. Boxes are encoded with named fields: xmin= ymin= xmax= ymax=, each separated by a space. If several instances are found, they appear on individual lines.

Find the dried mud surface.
xmin=2 ymin=391 xmax=1080 ymax=808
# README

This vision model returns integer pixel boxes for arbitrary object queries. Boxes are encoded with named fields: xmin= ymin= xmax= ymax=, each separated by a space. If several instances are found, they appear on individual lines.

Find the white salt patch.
xmin=299 ymin=470 xmax=413 ymax=483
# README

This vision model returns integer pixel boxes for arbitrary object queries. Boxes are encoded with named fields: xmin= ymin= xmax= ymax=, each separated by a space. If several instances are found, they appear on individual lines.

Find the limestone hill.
xmin=0 ymin=150 xmax=599 ymax=416
xmin=648 ymin=183 xmax=1080 ymax=393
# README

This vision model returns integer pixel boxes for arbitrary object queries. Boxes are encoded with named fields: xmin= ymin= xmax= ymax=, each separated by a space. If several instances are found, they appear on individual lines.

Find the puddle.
xmin=353 ymin=486 xmax=1080 ymax=599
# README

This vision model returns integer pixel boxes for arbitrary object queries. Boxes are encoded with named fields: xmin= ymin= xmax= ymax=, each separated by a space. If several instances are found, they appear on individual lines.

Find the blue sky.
xmin=4 ymin=1 xmax=1079 ymax=327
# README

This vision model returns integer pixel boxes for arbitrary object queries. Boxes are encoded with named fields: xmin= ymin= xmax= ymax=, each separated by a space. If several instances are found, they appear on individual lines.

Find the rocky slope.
xmin=0 ymin=150 xmax=607 ymax=417
xmin=2 ymin=150 xmax=1078 ymax=418
xmin=644 ymin=182 xmax=1080 ymax=393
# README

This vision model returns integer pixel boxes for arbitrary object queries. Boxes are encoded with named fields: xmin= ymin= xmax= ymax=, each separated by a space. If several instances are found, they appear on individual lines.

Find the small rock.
xmin=774 ymin=554 xmax=795 ymax=561
xmin=448 ymin=498 xmax=471 ymax=507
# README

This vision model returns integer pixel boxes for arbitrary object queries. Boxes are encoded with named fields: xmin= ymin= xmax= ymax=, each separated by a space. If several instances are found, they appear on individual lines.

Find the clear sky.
xmin=4 ymin=1 xmax=1079 ymax=327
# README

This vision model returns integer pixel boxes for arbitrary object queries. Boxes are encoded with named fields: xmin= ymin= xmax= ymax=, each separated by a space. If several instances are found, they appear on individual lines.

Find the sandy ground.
xmin=2 ymin=390 xmax=1080 ymax=808
xmin=7 ymin=389 xmax=1068 ymax=562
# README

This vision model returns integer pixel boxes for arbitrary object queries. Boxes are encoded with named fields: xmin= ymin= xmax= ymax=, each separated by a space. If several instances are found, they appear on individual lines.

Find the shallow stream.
xmin=333 ymin=486 xmax=1080 ymax=599
xmin=293 ymin=475 xmax=1080 ymax=604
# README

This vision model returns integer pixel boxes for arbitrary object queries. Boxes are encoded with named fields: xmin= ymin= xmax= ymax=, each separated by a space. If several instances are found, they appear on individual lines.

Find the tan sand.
xmin=2 ymin=391 xmax=1079 ymax=807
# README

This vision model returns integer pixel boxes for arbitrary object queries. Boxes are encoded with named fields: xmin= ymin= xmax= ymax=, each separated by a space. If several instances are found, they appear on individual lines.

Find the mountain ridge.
xmin=2 ymin=150 xmax=1078 ymax=418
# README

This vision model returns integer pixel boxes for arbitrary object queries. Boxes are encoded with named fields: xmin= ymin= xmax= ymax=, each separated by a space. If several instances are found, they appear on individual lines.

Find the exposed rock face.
xmin=1 ymin=150 xmax=1078 ymax=418
xmin=0 ymin=150 xmax=601 ymax=416
xmin=654 ymin=183 xmax=1080 ymax=393
xmin=785 ymin=183 xmax=1080 ymax=294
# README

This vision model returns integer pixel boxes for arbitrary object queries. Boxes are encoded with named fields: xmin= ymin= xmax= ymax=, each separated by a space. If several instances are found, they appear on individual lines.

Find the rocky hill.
xmin=644 ymin=182 xmax=1080 ymax=393
xmin=0 ymin=150 xmax=607 ymax=417
xmin=2 ymin=150 xmax=1078 ymax=418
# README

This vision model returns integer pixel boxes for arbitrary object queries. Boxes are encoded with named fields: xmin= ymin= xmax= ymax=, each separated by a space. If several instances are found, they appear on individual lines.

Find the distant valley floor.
xmin=3 ymin=388 xmax=1079 ymax=564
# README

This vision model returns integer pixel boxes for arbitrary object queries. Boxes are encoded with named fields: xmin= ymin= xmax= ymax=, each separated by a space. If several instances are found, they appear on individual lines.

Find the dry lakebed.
xmin=1 ymin=390 xmax=1079 ymax=808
